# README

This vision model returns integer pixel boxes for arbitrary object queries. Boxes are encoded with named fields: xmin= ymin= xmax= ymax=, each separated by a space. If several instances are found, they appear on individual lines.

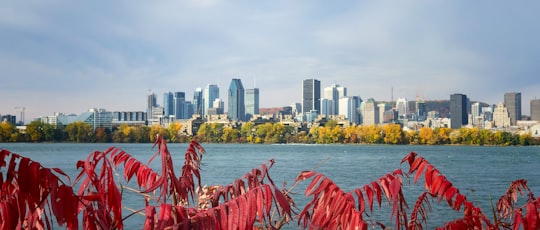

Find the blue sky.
xmin=1 ymin=1 xmax=539 ymax=122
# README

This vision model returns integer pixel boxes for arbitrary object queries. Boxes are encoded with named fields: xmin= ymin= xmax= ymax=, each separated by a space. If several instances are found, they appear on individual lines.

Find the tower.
xmin=302 ymin=79 xmax=321 ymax=114
xmin=245 ymin=88 xmax=259 ymax=121
xmin=228 ymin=79 xmax=245 ymax=121
xmin=202 ymin=84 xmax=219 ymax=118
xmin=531 ymin=99 xmax=540 ymax=122
xmin=193 ymin=88 xmax=203 ymax=116
xmin=504 ymin=92 xmax=521 ymax=126
xmin=450 ymin=93 xmax=468 ymax=129
xmin=163 ymin=92 xmax=174 ymax=117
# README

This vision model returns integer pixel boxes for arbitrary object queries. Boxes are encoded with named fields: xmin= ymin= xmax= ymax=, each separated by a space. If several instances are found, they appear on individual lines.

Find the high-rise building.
xmin=323 ymin=84 xmax=347 ymax=115
xmin=531 ymin=99 xmax=540 ymax=122
xmin=450 ymin=93 xmax=468 ymax=129
xmin=163 ymin=92 xmax=174 ymax=117
xmin=415 ymin=99 xmax=426 ymax=121
xmin=493 ymin=102 xmax=511 ymax=128
xmin=302 ymin=79 xmax=321 ymax=114
xmin=320 ymin=98 xmax=333 ymax=118
xmin=396 ymin=97 xmax=408 ymax=119
xmin=202 ymin=84 xmax=219 ymax=118
xmin=504 ymin=92 xmax=521 ymax=126
xmin=245 ymin=88 xmax=259 ymax=120
xmin=147 ymin=91 xmax=157 ymax=110
xmin=378 ymin=103 xmax=387 ymax=124
xmin=228 ymin=79 xmax=245 ymax=121
xmin=339 ymin=96 xmax=361 ymax=124
xmin=174 ymin=92 xmax=186 ymax=119
xmin=362 ymin=99 xmax=379 ymax=125
xmin=193 ymin=88 xmax=203 ymax=116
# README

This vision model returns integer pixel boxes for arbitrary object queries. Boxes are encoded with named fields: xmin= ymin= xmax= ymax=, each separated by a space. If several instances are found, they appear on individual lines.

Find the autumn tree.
xmin=0 ymin=121 xmax=16 ymax=142
xmin=383 ymin=124 xmax=404 ymax=144
xmin=65 ymin=121 xmax=94 ymax=142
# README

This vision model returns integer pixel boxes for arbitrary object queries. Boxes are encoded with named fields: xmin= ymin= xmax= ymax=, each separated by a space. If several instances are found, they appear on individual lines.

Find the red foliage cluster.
xmin=1 ymin=139 xmax=539 ymax=229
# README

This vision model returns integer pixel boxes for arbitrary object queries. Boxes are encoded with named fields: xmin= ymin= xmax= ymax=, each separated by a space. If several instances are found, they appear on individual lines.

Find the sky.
xmin=1 ymin=1 xmax=540 ymax=123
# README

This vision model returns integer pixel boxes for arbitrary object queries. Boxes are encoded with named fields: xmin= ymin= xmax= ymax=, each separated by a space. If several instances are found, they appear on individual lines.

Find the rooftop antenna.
xmin=391 ymin=87 xmax=394 ymax=102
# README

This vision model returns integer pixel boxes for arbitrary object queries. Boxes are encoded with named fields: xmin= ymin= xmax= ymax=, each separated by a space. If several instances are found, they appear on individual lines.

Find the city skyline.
xmin=2 ymin=1 xmax=540 ymax=122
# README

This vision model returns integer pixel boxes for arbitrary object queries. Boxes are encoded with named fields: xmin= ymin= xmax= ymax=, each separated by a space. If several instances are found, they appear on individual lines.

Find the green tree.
xmin=222 ymin=127 xmax=240 ymax=143
xmin=240 ymin=122 xmax=255 ymax=143
xmin=65 ymin=122 xmax=94 ymax=142
xmin=26 ymin=120 xmax=45 ymax=142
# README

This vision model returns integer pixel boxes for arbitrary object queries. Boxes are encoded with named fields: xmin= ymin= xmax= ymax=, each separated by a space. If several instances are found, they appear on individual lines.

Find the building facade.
xmin=228 ymin=79 xmax=246 ymax=121
xmin=245 ymin=88 xmax=259 ymax=121
xmin=531 ymin=99 xmax=540 ymax=122
xmin=302 ymin=79 xmax=321 ymax=114
xmin=504 ymin=92 xmax=521 ymax=126
xmin=450 ymin=93 xmax=468 ymax=129
xmin=396 ymin=97 xmax=408 ymax=119
xmin=202 ymin=84 xmax=219 ymax=118
xmin=493 ymin=102 xmax=511 ymax=128
xmin=193 ymin=88 xmax=203 ymax=116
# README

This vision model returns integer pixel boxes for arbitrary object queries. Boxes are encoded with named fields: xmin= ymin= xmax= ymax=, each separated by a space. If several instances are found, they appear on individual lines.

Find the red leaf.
xmin=526 ymin=202 xmax=538 ymax=230
xmin=364 ymin=185 xmax=374 ymax=212
xmin=355 ymin=188 xmax=365 ymax=213
xmin=274 ymin=186 xmax=291 ymax=216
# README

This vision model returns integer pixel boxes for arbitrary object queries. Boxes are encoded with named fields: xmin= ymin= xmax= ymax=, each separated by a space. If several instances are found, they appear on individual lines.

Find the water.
xmin=1 ymin=143 xmax=539 ymax=229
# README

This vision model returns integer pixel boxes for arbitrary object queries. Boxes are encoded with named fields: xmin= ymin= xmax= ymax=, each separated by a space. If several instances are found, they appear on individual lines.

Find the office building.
xmin=493 ymin=102 xmax=511 ymax=128
xmin=339 ymin=96 xmax=361 ymax=124
xmin=147 ymin=91 xmax=158 ymax=116
xmin=174 ymin=92 xmax=186 ymax=119
xmin=163 ymin=92 xmax=174 ymax=117
xmin=228 ymin=79 xmax=245 ymax=121
xmin=450 ymin=93 xmax=468 ymax=129
xmin=504 ymin=92 xmax=521 ymax=125
xmin=396 ymin=97 xmax=408 ymax=118
xmin=193 ymin=88 xmax=203 ymax=116
xmin=323 ymin=84 xmax=347 ymax=115
xmin=202 ymin=84 xmax=219 ymax=118
xmin=245 ymin=88 xmax=259 ymax=120
xmin=531 ymin=99 xmax=540 ymax=121
xmin=302 ymin=79 xmax=321 ymax=114
xmin=362 ymin=98 xmax=379 ymax=125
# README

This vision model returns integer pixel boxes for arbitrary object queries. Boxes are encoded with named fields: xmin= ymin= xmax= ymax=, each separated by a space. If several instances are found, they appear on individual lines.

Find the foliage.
xmin=1 ymin=139 xmax=540 ymax=229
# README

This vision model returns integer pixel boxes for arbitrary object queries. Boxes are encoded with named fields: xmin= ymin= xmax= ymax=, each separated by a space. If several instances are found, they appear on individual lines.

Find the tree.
xmin=25 ymin=120 xmax=44 ymax=142
xmin=0 ymin=121 xmax=16 ymax=142
xmin=240 ymin=122 xmax=255 ymax=143
xmin=65 ymin=122 xmax=94 ymax=142
xmin=383 ymin=124 xmax=404 ymax=144
xmin=221 ymin=126 xmax=240 ymax=143
xmin=167 ymin=122 xmax=182 ymax=142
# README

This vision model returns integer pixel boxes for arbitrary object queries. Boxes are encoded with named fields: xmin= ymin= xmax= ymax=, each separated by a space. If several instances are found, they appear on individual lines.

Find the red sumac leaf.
xmin=526 ymin=202 xmax=538 ymax=230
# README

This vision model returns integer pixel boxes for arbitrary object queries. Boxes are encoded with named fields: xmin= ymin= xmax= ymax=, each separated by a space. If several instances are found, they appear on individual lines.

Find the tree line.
xmin=0 ymin=119 xmax=538 ymax=146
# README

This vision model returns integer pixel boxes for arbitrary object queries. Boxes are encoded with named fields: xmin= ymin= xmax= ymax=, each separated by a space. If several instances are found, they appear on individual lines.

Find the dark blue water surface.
xmin=2 ymin=143 xmax=539 ymax=229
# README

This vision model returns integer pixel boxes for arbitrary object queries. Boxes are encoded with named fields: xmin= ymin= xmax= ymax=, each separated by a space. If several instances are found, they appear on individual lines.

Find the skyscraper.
xmin=245 ymin=88 xmax=259 ymax=121
xmin=163 ymin=92 xmax=174 ymax=117
xmin=395 ymin=97 xmax=408 ymax=119
xmin=450 ymin=93 xmax=468 ymax=129
xmin=202 ymin=84 xmax=219 ymax=118
xmin=323 ymin=84 xmax=346 ymax=115
xmin=362 ymin=98 xmax=378 ymax=125
xmin=504 ymin=92 xmax=521 ymax=126
xmin=147 ymin=91 xmax=157 ymax=111
xmin=531 ymin=99 xmax=540 ymax=122
xmin=228 ymin=79 xmax=245 ymax=121
xmin=302 ymin=79 xmax=321 ymax=114
xmin=174 ymin=92 xmax=186 ymax=119
xmin=193 ymin=88 xmax=203 ymax=116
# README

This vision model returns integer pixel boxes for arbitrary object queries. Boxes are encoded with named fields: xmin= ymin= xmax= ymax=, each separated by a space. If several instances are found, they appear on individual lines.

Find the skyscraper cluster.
xmin=145 ymin=79 xmax=259 ymax=124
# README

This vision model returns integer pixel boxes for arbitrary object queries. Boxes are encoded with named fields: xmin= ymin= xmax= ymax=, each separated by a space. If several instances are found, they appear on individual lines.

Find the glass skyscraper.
xmin=202 ymin=84 xmax=219 ymax=118
xmin=245 ymin=88 xmax=259 ymax=121
xmin=228 ymin=79 xmax=245 ymax=121
xmin=302 ymin=79 xmax=321 ymax=114
xmin=450 ymin=93 xmax=468 ymax=129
